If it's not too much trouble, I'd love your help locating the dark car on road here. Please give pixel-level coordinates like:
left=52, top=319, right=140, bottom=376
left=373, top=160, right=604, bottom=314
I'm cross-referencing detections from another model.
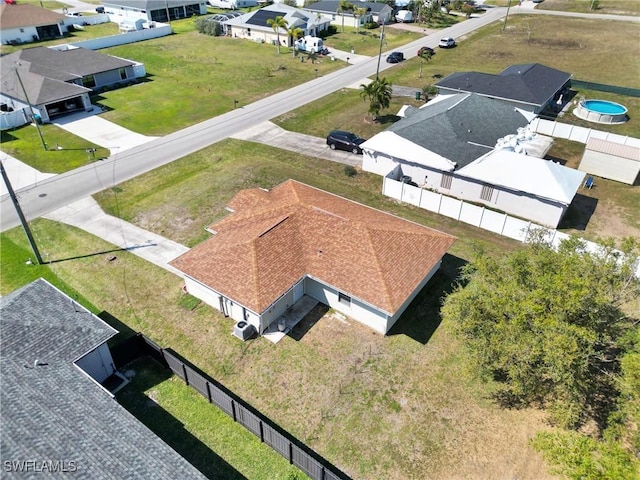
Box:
left=326, top=130, right=366, bottom=154
left=386, top=52, right=404, bottom=63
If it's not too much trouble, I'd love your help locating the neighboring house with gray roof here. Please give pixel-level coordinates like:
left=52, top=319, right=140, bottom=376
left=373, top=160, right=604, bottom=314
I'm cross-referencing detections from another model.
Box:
left=0, top=278, right=208, bottom=479
left=1, top=46, right=144, bottom=125
left=361, top=93, right=584, bottom=227
left=0, top=4, right=69, bottom=45
left=435, top=63, right=572, bottom=115
left=102, top=0, right=207, bottom=22
left=223, top=4, right=331, bottom=47
left=304, top=1, right=393, bottom=27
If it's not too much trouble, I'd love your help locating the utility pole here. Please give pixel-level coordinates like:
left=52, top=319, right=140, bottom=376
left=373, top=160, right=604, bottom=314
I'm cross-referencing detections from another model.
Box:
left=14, top=65, right=47, bottom=151
left=0, top=161, right=44, bottom=265
left=503, top=0, right=512, bottom=31
left=375, top=21, right=385, bottom=80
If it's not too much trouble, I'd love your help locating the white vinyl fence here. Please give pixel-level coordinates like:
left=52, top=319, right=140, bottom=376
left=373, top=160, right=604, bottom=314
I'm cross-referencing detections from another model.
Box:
left=530, top=118, right=640, bottom=148
left=383, top=175, right=640, bottom=276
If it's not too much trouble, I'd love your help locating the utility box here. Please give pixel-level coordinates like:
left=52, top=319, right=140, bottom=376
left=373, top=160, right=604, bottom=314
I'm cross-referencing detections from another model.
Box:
left=233, top=321, right=255, bottom=341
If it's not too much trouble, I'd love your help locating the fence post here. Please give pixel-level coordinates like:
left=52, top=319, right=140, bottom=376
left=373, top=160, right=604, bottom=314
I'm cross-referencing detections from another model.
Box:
left=231, top=399, right=237, bottom=422
left=289, top=442, right=293, bottom=464
left=259, top=420, right=264, bottom=443
left=182, top=363, right=189, bottom=385
left=205, top=381, right=212, bottom=403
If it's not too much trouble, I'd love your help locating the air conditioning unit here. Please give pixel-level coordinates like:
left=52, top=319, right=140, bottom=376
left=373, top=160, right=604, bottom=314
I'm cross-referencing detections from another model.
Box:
left=233, top=321, right=255, bottom=341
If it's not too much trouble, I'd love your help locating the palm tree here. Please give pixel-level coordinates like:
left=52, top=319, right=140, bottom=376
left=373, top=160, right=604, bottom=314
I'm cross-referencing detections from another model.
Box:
left=337, top=0, right=353, bottom=33
left=417, top=47, right=434, bottom=78
left=267, top=16, right=288, bottom=54
left=354, top=7, right=367, bottom=33
left=287, top=26, right=304, bottom=57
left=359, top=78, right=392, bottom=121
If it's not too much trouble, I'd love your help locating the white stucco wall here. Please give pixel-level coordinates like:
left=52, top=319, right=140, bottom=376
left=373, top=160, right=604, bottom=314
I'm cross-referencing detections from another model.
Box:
left=184, top=276, right=260, bottom=330
left=304, top=276, right=392, bottom=334
left=75, top=343, right=115, bottom=383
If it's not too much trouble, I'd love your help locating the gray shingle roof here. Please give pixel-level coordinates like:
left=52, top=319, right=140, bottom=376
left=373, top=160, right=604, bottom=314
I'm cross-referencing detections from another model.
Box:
left=0, top=4, right=67, bottom=30
left=0, top=47, right=134, bottom=105
left=388, top=93, right=530, bottom=168
left=435, top=63, right=571, bottom=107
left=0, top=279, right=207, bottom=480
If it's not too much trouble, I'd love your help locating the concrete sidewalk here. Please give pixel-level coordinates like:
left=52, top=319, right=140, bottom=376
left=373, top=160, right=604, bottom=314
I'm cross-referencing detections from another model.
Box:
left=1, top=153, right=56, bottom=197
left=44, top=197, right=189, bottom=276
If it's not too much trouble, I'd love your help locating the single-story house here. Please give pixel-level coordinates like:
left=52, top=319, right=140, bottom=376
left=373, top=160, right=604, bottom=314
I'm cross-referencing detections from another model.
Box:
left=361, top=93, right=585, bottom=228
left=578, top=137, right=640, bottom=185
left=223, top=4, right=331, bottom=46
left=304, top=0, right=394, bottom=27
left=0, top=279, right=207, bottom=480
left=170, top=180, right=456, bottom=336
left=435, top=63, right=572, bottom=115
left=102, top=0, right=207, bottom=23
left=0, top=46, right=145, bottom=124
left=0, top=3, right=69, bottom=44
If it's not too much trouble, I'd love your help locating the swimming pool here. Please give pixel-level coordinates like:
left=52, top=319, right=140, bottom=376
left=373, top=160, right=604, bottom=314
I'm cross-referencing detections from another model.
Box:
left=573, top=99, right=628, bottom=124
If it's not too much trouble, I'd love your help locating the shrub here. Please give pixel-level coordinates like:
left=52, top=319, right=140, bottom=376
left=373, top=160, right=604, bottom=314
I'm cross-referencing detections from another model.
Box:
left=343, top=165, right=357, bottom=177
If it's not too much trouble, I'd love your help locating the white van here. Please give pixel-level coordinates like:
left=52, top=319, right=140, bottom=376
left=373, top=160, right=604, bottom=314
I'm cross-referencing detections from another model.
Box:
left=395, top=10, right=413, bottom=22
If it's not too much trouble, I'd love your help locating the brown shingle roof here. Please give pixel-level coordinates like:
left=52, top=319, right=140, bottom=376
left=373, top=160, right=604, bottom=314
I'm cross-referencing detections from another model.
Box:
left=0, top=4, right=67, bottom=29
left=171, top=180, right=456, bottom=315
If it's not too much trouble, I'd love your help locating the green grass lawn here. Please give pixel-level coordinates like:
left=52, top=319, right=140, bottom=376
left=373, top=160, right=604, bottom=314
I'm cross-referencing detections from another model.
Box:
left=118, top=357, right=309, bottom=480
left=95, top=20, right=344, bottom=135
left=321, top=26, right=424, bottom=57
left=536, top=0, right=640, bottom=15
left=0, top=124, right=110, bottom=173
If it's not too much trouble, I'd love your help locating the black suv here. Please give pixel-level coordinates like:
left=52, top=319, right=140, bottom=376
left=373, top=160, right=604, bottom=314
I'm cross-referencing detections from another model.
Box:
left=386, top=51, right=404, bottom=63
left=326, top=130, right=366, bottom=154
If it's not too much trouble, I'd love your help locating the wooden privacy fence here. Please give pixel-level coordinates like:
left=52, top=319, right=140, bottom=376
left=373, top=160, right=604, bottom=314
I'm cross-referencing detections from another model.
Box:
left=128, top=334, right=349, bottom=480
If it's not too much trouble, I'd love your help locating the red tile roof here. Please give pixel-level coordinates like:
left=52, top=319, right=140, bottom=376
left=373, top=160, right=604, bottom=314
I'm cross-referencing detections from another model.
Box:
left=170, top=180, right=456, bottom=314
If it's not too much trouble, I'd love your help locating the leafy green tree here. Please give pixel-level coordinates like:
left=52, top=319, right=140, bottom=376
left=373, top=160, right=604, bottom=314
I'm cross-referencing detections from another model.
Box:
left=441, top=235, right=639, bottom=429
left=422, top=84, right=438, bottom=101
left=287, top=26, right=304, bottom=57
left=267, top=16, right=288, bottom=54
left=338, top=0, right=353, bottom=33
left=359, top=77, right=393, bottom=121
left=354, top=6, right=367, bottom=33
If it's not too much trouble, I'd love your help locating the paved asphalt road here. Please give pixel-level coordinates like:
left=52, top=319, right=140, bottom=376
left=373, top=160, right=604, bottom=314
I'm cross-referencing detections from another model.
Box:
left=2, top=6, right=635, bottom=231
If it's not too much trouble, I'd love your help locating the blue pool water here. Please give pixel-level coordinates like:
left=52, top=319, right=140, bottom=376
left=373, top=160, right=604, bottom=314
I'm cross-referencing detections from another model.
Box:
left=583, top=100, right=627, bottom=115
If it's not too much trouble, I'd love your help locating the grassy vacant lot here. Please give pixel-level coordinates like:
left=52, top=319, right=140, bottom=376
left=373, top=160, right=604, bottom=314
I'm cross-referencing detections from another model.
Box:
left=96, top=20, right=343, bottom=135
left=322, top=26, right=424, bottom=57
left=536, top=0, right=640, bottom=15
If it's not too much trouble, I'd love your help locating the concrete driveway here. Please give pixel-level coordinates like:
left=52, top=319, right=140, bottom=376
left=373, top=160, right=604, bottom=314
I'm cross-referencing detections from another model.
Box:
left=231, top=122, right=362, bottom=167
left=52, top=109, right=158, bottom=153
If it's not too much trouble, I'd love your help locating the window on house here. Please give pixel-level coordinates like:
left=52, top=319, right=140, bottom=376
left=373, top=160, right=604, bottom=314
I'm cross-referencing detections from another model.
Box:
left=82, top=75, right=96, bottom=88
left=338, top=292, right=351, bottom=306
left=119, top=67, right=127, bottom=80
left=440, top=173, right=453, bottom=189
left=247, top=28, right=251, bottom=36
left=480, top=184, right=494, bottom=202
